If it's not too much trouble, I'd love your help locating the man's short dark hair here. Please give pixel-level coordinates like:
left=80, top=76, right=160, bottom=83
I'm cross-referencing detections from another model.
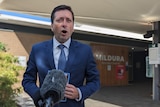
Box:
left=51, top=5, right=74, bottom=23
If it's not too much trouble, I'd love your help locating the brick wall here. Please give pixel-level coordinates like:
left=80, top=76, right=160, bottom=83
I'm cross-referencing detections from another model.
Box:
left=0, top=29, right=52, bottom=60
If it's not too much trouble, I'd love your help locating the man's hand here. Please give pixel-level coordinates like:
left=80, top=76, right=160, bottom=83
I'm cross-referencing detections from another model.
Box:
left=64, top=84, right=79, bottom=99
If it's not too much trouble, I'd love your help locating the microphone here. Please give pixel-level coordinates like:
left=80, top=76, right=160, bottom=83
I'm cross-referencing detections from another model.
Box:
left=40, top=69, right=67, bottom=107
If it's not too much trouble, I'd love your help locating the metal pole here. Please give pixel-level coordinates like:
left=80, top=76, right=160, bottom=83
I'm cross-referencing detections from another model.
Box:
left=152, top=21, right=160, bottom=101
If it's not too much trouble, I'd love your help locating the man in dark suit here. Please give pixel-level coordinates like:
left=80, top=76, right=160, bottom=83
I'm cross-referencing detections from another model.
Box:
left=22, top=5, right=100, bottom=107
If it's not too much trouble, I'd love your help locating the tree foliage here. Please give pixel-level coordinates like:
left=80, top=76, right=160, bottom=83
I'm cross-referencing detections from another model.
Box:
left=0, top=42, right=24, bottom=107
left=0, top=42, right=7, bottom=52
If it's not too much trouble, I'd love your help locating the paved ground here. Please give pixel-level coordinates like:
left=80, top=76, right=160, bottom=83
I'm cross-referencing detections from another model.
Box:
left=16, top=92, right=35, bottom=107
left=16, top=80, right=160, bottom=107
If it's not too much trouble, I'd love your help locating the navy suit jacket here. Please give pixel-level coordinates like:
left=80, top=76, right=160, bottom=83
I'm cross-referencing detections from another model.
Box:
left=22, top=39, right=100, bottom=107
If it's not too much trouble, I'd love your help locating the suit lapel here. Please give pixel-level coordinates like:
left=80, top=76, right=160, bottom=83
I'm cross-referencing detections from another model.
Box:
left=46, top=39, right=55, bottom=69
left=65, top=40, right=77, bottom=71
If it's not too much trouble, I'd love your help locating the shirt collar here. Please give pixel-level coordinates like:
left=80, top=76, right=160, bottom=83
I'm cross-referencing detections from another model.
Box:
left=53, top=36, right=71, bottom=49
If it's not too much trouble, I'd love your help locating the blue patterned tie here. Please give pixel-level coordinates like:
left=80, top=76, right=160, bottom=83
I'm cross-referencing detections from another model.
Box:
left=58, top=44, right=66, bottom=71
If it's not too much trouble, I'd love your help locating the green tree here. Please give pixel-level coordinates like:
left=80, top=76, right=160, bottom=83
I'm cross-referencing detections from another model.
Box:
left=0, top=42, right=24, bottom=107
left=0, top=42, right=7, bottom=52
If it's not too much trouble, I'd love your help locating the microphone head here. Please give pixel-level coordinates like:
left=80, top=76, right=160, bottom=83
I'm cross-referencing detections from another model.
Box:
left=40, top=69, right=67, bottom=103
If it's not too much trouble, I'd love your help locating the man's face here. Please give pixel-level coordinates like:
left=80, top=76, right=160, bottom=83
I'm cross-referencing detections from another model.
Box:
left=51, top=10, right=74, bottom=43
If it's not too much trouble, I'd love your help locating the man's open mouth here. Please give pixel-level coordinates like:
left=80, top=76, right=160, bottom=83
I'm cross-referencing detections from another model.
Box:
left=62, top=30, right=67, bottom=33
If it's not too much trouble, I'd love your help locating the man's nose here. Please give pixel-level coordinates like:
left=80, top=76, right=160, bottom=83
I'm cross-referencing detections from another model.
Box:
left=62, top=20, right=67, bottom=27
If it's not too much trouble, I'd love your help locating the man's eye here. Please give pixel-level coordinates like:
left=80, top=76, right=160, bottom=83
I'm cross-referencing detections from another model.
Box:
left=56, top=19, right=63, bottom=22
left=56, top=18, right=72, bottom=23
left=66, top=18, right=72, bottom=22
left=67, top=19, right=72, bottom=23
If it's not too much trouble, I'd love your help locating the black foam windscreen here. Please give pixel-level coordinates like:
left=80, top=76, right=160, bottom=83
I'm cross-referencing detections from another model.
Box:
left=40, top=69, right=67, bottom=103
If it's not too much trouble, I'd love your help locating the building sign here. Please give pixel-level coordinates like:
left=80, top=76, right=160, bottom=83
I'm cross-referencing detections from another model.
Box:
left=95, top=54, right=125, bottom=62
left=91, top=43, right=128, bottom=86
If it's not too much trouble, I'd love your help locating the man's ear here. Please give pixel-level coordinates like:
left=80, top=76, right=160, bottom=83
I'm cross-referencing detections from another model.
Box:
left=51, top=24, right=54, bottom=32
left=51, top=27, right=54, bottom=32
